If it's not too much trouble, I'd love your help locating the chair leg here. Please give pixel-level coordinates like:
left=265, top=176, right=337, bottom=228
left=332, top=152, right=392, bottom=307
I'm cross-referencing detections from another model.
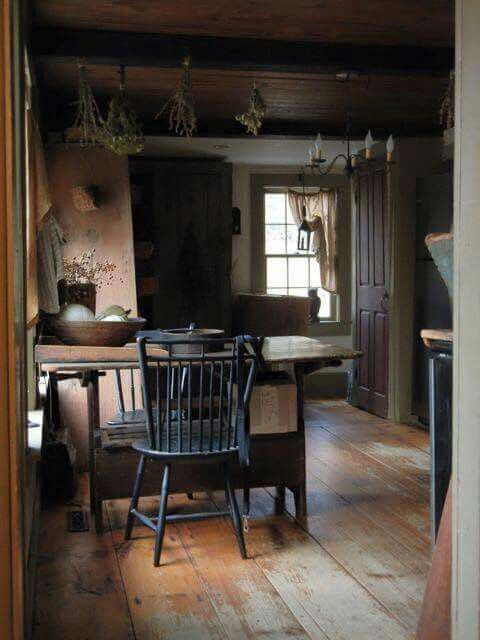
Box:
left=125, top=454, right=147, bottom=540
left=243, top=487, right=250, bottom=517
left=153, top=464, right=170, bottom=567
left=224, top=462, right=247, bottom=559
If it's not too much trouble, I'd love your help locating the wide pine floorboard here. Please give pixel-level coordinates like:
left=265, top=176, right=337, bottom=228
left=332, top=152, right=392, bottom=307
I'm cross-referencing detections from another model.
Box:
left=34, top=402, right=430, bottom=640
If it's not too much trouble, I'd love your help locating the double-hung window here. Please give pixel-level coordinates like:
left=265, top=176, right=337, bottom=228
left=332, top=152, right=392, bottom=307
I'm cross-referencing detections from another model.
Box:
left=264, top=190, right=333, bottom=320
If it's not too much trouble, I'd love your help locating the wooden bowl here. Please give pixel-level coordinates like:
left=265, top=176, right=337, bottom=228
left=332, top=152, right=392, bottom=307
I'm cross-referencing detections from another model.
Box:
left=50, top=317, right=146, bottom=347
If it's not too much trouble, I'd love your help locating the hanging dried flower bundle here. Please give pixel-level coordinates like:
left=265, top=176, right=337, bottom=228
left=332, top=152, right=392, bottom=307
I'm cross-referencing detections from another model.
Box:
left=236, top=83, right=267, bottom=135
left=440, top=70, right=455, bottom=130
left=97, top=66, right=144, bottom=155
left=156, top=55, right=197, bottom=137
left=63, top=250, right=118, bottom=290
left=71, top=64, right=103, bottom=146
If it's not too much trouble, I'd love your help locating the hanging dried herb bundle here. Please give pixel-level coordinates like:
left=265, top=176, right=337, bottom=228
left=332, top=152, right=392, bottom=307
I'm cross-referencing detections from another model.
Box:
left=236, top=83, right=267, bottom=135
left=97, top=66, right=144, bottom=155
left=156, top=55, right=197, bottom=137
left=71, top=64, right=103, bottom=146
left=440, top=70, right=455, bottom=130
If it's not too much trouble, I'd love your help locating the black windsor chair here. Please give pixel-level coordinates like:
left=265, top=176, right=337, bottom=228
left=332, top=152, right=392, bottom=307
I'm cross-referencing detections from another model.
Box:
left=125, top=334, right=260, bottom=566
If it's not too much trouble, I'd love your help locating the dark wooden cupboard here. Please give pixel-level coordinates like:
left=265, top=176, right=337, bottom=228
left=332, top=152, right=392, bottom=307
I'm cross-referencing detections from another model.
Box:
left=130, top=160, right=233, bottom=332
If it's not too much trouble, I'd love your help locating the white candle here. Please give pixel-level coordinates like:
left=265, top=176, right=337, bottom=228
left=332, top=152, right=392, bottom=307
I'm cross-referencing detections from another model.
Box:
left=314, top=133, right=322, bottom=160
left=386, top=134, right=395, bottom=162
left=365, top=130, right=373, bottom=160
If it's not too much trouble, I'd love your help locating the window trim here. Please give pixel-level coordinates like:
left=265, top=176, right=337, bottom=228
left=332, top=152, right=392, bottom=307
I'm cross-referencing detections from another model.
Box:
left=251, top=172, right=351, bottom=336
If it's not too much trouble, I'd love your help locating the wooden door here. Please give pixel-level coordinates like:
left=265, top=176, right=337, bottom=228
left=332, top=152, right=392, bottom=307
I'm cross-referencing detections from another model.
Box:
left=355, top=167, right=390, bottom=418
left=132, top=160, right=232, bottom=332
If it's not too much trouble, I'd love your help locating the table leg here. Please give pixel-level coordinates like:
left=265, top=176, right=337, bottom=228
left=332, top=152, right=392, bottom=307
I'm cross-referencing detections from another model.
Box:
left=83, top=371, right=100, bottom=526
left=274, top=486, right=286, bottom=514
left=293, top=363, right=307, bottom=519
left=292, top=484, right=307, bottom=519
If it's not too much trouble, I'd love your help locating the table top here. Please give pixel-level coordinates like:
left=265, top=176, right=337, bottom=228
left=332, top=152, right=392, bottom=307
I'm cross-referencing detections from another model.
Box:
left=420, top=328, right=453, bottom=351
left=35, top=335, right=362, bottom=372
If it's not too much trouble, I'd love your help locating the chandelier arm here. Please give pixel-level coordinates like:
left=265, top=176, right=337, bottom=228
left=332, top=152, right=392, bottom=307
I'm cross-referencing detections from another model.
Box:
left=318, top=154, right=349, bottom=176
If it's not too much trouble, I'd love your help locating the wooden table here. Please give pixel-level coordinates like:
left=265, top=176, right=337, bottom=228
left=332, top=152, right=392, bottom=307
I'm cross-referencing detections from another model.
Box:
left=35, top=336, right=361, bottom=532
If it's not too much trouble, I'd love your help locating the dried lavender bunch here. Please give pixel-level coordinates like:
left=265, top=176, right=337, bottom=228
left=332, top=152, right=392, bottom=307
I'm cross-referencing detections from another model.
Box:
left=440, top=71, right=455, bottom=130
left=72, top=65, right=103, bottom=147
left=97, top=66, right=144, bottom=155
left=236, top=84, right=267, bottom=135
left=156, top=56, right=197, bottom=137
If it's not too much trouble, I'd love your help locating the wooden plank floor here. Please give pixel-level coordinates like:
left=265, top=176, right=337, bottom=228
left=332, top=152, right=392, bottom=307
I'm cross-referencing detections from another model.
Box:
left=33, top=402, right=430, bottom=640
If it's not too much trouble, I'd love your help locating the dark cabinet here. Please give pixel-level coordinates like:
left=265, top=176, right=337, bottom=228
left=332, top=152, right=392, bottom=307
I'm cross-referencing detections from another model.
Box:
left=413, top=172, right=453, bottom=424
left=130, top=160, right=233, bottom=332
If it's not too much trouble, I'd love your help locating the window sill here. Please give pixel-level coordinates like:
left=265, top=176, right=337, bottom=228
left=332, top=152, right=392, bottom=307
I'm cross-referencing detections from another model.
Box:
left=307, top=321, right=352, bottom=337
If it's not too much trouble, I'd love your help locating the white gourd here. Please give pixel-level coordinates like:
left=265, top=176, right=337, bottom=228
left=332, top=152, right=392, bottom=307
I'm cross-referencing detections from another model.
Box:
left=58, top=304, right=95, bottom=322
left=100, top=314, right=125, bottom=322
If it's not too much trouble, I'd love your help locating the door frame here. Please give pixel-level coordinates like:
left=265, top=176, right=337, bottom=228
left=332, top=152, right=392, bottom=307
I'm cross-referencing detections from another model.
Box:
left=452, top=0, right=480, bottom=636
left=0, top=0, right=27, bottom=638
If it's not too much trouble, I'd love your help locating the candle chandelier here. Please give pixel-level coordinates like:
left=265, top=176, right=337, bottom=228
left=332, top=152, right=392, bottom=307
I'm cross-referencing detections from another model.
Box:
left=305, top=72, right=396, bottom=177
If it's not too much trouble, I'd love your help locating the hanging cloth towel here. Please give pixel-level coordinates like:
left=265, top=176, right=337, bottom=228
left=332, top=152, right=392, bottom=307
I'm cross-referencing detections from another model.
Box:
left=37, top=215, right=66, bottom=315
left=26, top=109, right=53, bottom=325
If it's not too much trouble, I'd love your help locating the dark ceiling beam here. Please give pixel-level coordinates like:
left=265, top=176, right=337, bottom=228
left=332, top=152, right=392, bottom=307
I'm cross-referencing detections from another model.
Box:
left=31, top=28, right=453, bottom=77
left=42, top=93, right=442, bottom=139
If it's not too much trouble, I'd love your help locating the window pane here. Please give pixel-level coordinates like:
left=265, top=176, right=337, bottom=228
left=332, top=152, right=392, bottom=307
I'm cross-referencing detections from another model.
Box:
left=286, top=198, right=296, bottom=225
left=265, top=224, right=286, bottom=255
left=286, top=225, right=300, bottom=255
left=309, top=257, right=321, bottom=287
left=267, top=257, right=287, bottom=288
left=265, top=193, right=285, bottom=223
left=288, top=257, right=309, bottom=287
left=289, top=287, right=308, bottom=297
left=318, top=289, right=332, bottom=318
left=267, top=288, right=288, bottom=295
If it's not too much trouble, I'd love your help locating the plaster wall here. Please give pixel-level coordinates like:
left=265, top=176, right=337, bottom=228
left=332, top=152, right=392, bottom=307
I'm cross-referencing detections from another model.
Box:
left=46, top=145, right=137, bottom=468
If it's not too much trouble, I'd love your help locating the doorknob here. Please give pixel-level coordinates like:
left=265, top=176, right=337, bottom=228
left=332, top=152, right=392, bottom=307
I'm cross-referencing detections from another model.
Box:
left=381, top=292, right=389, bottom=311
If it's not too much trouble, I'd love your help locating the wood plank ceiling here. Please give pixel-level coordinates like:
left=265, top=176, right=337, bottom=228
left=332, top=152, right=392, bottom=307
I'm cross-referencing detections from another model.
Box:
left=31, top=0, right=455, bottom=138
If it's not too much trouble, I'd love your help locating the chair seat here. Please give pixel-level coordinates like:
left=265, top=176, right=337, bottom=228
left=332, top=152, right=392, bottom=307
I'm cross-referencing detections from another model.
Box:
left=101, top=417, right=237, bottom=458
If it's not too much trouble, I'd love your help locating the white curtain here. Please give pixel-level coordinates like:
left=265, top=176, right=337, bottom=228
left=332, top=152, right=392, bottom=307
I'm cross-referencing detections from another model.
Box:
left=287, top=189, right=338, bottom=294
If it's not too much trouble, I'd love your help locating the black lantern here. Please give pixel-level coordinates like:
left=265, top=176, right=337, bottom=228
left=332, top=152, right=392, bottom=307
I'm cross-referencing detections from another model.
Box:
left=297, top=172, right=312, bottom=251
left=297, top=210, right=312, bottom=252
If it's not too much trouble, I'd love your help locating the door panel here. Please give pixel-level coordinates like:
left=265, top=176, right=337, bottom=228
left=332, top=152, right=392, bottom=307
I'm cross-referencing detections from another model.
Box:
left=356, top=168, right=389, bottom=418
left=357, top=309, right=371, bottom=408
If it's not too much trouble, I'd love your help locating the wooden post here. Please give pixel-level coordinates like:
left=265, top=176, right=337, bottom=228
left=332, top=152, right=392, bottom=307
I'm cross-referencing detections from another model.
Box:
left=416, top=485, right=452, bottom=640
left=0, top=0, right=26, bottom=638
left=452, top=0, right=480, bottom=637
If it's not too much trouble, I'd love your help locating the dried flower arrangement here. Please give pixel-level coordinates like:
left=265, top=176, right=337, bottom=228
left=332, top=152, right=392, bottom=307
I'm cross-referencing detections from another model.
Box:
left=70, top=64, right=103, bottom=146
left=236, top=83, right=267, bottom=135
left=440, top=70, right=455, bottom=130
left=156, top=55, right=197, bottom=137
left=63, top=250, right=119, bottom=290
left=97, top=66, right=144, bottom=155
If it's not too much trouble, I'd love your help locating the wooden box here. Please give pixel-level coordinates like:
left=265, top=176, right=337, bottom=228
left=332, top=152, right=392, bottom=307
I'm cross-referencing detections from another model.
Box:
left=232, top=293, right=309, bottom=337
left=235, top=372, right=297, bottom=435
